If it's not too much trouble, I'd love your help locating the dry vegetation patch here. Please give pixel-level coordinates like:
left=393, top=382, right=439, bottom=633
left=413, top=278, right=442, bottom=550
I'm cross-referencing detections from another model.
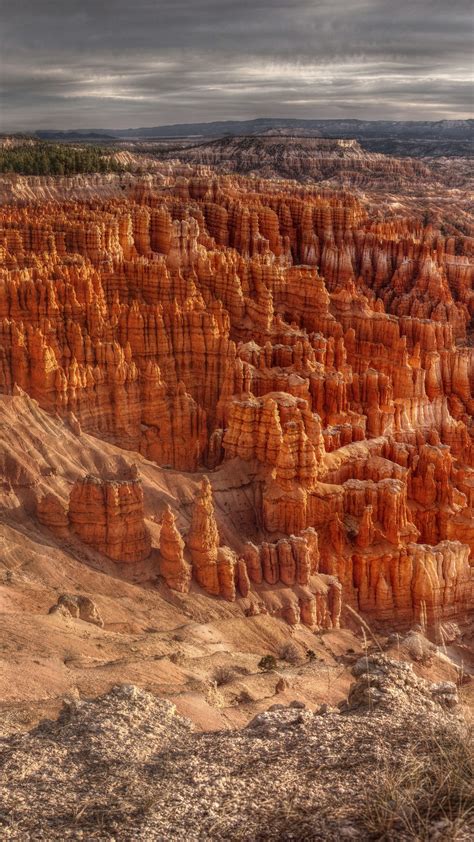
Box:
left=363, top=724, right=473, bottom=840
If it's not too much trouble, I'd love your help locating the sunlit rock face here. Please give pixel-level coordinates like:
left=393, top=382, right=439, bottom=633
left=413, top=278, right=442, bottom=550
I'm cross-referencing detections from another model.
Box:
left=68, top=474, right=152, bottom=563
left=0, top=165, right=472, bottom=627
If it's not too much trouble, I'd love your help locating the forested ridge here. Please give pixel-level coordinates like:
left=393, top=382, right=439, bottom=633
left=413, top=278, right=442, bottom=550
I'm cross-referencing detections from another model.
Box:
left=0, top=143, right=125, bottom=175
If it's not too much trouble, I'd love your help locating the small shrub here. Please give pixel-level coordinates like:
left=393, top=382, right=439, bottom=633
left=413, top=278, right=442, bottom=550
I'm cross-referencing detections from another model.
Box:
left=212, top=666, right=235, bottom=686
left=185, top=677, right=207, bottom=692
left=233, top=665, right=251, bottom=676
left=306, top=649, right=317, bottom=661
left=169, top=652, right=184, bottom=665
left=237, top=688, right=254, bottom=704
left=258, top=655, right=277, bottom=672
left=278, top=642, right=300, bottom=664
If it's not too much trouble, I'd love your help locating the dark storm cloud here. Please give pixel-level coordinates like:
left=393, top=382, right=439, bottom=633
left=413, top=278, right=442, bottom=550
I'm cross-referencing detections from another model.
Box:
left=0, top=0, right=472, bottom=129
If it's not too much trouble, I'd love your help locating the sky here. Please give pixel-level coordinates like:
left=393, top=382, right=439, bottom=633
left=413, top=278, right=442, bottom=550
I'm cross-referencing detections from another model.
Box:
left=1, top=0, right=473, bottom=130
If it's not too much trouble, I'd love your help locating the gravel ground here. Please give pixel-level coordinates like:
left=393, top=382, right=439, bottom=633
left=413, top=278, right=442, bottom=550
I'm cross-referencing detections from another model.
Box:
left=1, top=656, right=471, bottom=841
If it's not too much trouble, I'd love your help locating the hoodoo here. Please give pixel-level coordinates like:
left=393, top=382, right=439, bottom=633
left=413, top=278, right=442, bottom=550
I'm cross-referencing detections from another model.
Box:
left=68, top=474, right=152, bottom=563
left=1, top=163, right=472, bottom=627
left=159, top=505, right=191, bottom=593
left=1, top=0, right=473, bottom=836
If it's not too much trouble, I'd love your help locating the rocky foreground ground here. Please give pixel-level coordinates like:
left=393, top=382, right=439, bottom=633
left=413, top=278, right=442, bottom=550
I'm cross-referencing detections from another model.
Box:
left=1, top=655, right=472, bottom=841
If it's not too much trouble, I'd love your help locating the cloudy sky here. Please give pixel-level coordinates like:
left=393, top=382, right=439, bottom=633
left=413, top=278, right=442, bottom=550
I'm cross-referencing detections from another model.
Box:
left=1, top=0, right=472, bottom=130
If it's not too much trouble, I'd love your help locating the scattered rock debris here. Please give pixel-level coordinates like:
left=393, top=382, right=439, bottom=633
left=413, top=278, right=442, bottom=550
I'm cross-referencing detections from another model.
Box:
left=1, top=656, right=470, bottom=840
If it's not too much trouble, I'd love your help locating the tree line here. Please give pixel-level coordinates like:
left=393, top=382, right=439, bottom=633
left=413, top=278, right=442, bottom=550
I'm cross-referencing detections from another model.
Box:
left=0, top=144, right=126, bottom=175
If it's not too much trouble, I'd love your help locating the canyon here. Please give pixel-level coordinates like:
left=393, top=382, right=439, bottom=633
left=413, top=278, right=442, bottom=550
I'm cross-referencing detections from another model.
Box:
left=2, top=0, right=474, bottom=827
left=0, top=141, right=472, bottom=736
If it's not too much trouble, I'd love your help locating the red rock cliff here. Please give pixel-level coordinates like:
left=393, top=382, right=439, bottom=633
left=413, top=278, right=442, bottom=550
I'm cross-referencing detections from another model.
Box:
left=2, top=166, right=472, bottom=628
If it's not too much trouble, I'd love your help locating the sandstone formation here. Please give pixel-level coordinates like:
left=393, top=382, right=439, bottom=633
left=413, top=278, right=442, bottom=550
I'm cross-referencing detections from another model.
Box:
left=68, top=475, right=151, bottom=563
left=243, top=529, right=319, bottom=588
left=186, top=477, right=220, bottom=595
left=1, top=162, right=472, bottom=629
left=237, top=529, right=340, bottom=629
left=158, top=505, right=191, bottom=593
left=36, top=493, right=70, bottom=538
left=186, top=477, right=239, bottom=602
left=156, top=135, right=474, bottom=239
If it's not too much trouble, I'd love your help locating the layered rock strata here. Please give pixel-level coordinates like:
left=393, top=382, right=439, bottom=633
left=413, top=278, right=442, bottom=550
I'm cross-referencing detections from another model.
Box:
left=159, top=505, right=191, bottom=592
left=2, top=165, right=472, bottom=628
left=242, top=531, right=340, bottom=629
left=68, top=475, right=152, bottom=563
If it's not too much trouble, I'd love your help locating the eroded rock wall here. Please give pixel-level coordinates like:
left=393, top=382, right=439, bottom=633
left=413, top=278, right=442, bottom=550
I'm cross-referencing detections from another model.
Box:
left=3, top=167, right=472, bottom=627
